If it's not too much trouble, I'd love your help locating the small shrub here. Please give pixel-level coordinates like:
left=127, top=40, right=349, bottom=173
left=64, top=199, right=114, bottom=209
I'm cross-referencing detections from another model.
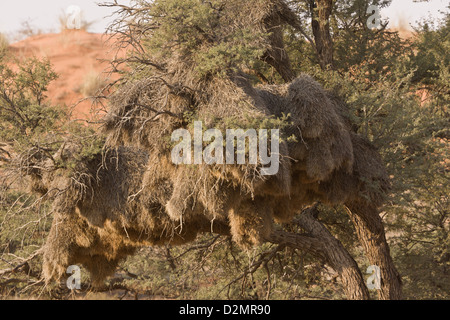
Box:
left=0, top=33, right=8, bottom=57
left=79, top=71, right=108, bottom=98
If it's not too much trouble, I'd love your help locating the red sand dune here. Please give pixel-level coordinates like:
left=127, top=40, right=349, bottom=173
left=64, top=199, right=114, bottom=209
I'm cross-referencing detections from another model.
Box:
left=7, top=27, right=415, bottom=119
left=9, top=30, right=125, bottom=119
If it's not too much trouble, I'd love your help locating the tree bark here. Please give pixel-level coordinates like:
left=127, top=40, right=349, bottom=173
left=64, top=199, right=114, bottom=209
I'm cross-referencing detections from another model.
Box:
left=268, top=207, right=371, bottom=300
left=309, top=0, right=334, bottom=69
left=260, top=0, right=335, bottom=79
left=345, top=204, right=403, bottom=300
left=262, top=13, right=296, bottom=82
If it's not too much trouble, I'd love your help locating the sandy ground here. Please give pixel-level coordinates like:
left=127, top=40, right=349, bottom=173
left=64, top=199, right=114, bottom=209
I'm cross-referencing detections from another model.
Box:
left=9, top=29, right=124, bottom=119
left=6, top=27, right=417, bottom=118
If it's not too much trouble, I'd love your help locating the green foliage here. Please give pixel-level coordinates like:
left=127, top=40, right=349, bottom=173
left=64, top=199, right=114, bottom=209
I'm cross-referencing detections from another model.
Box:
left=123, top=4, right=450, bottom=298
left=0, top=57, right=63, bottom=154
left=0, top=55, right=105, bottom=298
left=119, top=234, right=346, bottom=300
left=408, top=13, right=450, bottom=109
left=0, top=191, right=52, bottom=257
left=0, top=0, right=448, bottom=300
left=194, top=28, right=266, bottom=76
left=305, top=12, right=449, bottom=298
left=0, top=55, right=105, bottom=171
left=0, top=56, right=62, bottom=269
left=58, top=125, right=106, bottom=172
left=280, top=0, right=396, bottom=76
left=134, top=0, right=266, bottom=78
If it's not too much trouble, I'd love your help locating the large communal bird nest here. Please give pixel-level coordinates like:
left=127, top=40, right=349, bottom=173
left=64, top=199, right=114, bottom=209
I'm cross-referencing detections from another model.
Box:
left=31, top=0, right=391, bottom=288
left=102, top=68, right=388, bottom=244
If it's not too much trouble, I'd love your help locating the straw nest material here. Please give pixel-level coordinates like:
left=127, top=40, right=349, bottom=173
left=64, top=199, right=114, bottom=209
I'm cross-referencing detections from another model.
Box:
left=32, top=0, right=390, bottom=285
left=34, top=71, right=389, bottom=286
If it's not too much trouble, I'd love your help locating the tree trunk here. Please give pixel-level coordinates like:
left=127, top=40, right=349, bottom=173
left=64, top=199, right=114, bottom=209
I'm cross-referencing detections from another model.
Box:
left=268, top=207, right=371, bottom=300
left=345, top=204, right=403, bottom=300
left=309, top=0, right=334, bottom=69
left=262, top=12, right=296, bottom=82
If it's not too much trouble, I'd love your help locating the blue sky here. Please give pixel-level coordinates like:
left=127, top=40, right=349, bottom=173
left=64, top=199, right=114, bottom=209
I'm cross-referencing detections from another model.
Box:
left=0, top=0, right=448, bottom=40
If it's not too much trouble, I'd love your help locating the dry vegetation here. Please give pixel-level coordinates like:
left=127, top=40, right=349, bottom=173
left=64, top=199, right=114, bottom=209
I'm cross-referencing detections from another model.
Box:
left=79, top=70, right=109, bottom=98
left=0, top=0, right=448, bottom=300
left=0, top=34, right=8, bottom=56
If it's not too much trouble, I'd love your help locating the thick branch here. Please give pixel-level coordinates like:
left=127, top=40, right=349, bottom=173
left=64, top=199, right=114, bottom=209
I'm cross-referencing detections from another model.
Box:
left=0, top=249, right=42, bottom=277
left=344, top=204, right=402, bottom=300
left=309, top=0, right=334, bottom=69
left=267, top=206, right=370, bottom=300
